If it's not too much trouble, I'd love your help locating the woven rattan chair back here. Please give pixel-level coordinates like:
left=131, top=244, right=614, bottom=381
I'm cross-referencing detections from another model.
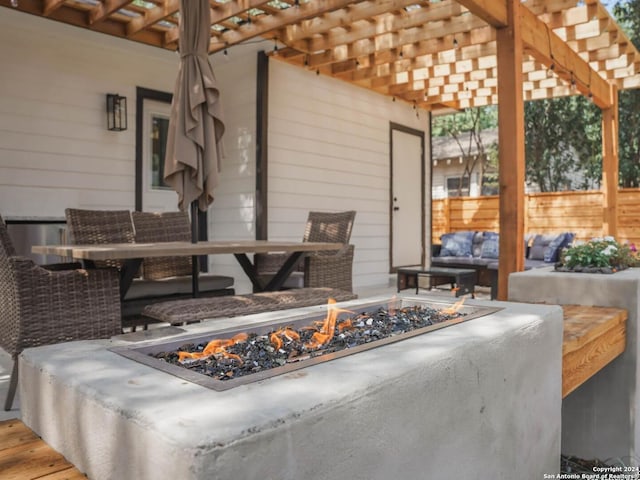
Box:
left=254, top=211, right=356, bottom=292
left=0, top=214, right=20, bottom=357
left=65, top=208, right=134, bottom=270
left=131, top=211, right=192, bottom=280
left=303, top=211, right=356, bottom=244
left=0, top=214, right=16, bottom=257
left=0, top=214, right=121, bottom=410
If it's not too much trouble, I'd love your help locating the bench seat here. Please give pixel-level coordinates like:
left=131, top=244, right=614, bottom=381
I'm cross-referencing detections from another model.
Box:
left=121, top=274, right=235, bottom=318
left=142, top=287, right=357, bottom=325
left=124, top=274, right=234, bottom=300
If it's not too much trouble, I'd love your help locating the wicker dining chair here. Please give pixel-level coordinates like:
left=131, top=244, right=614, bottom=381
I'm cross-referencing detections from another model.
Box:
left=0, top=214, right=121, bottom=411
left=254, top=210, right=356, bottom=292
left=130, top=211, right=193, bottom=280
left=65, top=208, right=135, bottom=271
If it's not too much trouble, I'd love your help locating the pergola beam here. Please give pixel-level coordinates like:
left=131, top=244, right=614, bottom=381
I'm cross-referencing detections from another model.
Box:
left=280, top=0, right=439, bottom=45
left=204, top=0, right=359, bottom=54
left=88, top=0, right=133, bottom=25
left=496, top=0, right=525, bottom=301
left=289, top=1, right=478, bottom=54
left=602, top=84, right=619, bottom=238
left=520, top=5, right=611, bottom=108
left=126, top=0, right=179, bottom=36
left=164, top=0, right=274, bottom=45
left=456, top=0, right=508, bottom=27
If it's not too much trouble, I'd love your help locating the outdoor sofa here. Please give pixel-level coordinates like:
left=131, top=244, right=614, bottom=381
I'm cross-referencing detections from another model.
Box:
left=431, top=230, right=575, bottom=298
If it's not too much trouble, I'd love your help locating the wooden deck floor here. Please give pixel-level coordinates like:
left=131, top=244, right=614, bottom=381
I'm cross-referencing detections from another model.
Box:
left=0, top=419, right=85, bottom=480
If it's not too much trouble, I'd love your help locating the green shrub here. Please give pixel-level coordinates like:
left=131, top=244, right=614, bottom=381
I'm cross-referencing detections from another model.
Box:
left=559, top=237, right=637, bottom=271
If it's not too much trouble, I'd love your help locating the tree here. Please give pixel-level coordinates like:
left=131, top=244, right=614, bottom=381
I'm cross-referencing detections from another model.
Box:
left=524, top=96, right=602, bottom=192
left=614, top=0, right=640, bottom=187
left=431, top=107, right=498, bottom=196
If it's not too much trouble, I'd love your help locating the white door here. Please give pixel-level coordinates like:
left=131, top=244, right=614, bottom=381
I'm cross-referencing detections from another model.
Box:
left=142, top=99, right=179, bottom=211
left=391, top=125, right=424, bottom=269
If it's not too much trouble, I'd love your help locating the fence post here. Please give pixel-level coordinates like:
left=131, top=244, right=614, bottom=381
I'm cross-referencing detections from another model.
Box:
left=443, top=197, right=450, bottom=234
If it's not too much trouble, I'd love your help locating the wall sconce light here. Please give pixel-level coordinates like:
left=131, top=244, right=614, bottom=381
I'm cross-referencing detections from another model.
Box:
left=106, top=93, right=127, bottom=131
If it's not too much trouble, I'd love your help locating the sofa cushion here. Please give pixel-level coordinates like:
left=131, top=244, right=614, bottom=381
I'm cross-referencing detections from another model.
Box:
left=480, top=232, right=499, bottom=259
left=472, top=231, right=485, bottom=258
left=529, top=235, right=555, bottom=261
left=543, top=233, right=569, bottom=263
left=528, top=232, right=575, bottom=263
left=439, top=231, right=475, bottom=257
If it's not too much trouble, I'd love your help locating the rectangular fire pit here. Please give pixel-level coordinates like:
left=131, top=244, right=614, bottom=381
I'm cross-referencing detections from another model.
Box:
left=110, top=298, right=502, bottom=391
left=20, top=295, right=564, bottom=480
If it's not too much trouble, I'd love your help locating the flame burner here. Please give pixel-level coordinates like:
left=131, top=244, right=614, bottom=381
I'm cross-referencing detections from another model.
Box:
left=111, top=298, right=501, bottom=390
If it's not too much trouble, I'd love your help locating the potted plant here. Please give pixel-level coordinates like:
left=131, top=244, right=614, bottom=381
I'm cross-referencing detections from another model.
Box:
left=555, top=236, right=639, bottom=273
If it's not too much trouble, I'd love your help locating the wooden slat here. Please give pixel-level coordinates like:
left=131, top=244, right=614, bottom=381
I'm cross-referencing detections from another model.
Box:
left=0, top=419, right=84, bottom=480
left=562, top=305, right=627, bottom=398
left=0, top=419, right=39, bottom=450
left=431, top=188, right=640, bottom=245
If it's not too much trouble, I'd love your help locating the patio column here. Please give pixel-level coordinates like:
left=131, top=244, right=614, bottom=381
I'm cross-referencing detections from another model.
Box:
left=602, top=84, right=619, bottom=239
left=496, top=0, right=525, bottom=301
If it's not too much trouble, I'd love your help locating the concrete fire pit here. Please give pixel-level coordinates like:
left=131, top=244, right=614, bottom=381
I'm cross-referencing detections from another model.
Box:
left=20, top=295, right=563, bottom=480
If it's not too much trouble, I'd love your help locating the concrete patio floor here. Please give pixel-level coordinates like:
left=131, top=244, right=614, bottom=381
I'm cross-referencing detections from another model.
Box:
left=0, top=277, right=491, bottom=422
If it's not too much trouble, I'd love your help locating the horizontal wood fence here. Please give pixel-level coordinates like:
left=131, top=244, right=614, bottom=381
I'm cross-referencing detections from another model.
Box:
left=432, top=189, right=640, bottom=246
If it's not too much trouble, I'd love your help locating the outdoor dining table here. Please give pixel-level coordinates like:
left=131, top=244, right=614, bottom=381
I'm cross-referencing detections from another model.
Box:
left=32, top=240, right=343, bottom=299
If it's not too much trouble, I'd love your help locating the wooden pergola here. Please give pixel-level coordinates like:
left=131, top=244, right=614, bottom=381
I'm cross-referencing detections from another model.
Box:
left=4, top=0, right=640, bottom=299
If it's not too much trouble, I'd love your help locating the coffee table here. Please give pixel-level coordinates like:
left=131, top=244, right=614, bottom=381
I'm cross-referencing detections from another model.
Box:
left=396, top=266, right=476, bottom=297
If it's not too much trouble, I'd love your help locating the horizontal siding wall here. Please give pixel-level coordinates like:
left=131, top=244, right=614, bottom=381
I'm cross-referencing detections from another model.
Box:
left=0, top=11, right=261, bottom=292
left=0, top=9, right=177, bottom=216
left=268, top=60, right=430, bottom=288
left=432, top=189, right=640, bottom=246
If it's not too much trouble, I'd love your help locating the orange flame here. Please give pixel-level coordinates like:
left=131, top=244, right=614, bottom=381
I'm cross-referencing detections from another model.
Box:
left=337, top=319, right=353, bottom=333
left=269, top=327, right=301, bottom=350
left=441, top=297, right=466, bottom=315
left=270, top=332, right=283, bottom=351
left=178, top=332, right=248, bottom=363
left=304, top=299, right=354, bottom=350
left=387, top=295, right=400, bottom=315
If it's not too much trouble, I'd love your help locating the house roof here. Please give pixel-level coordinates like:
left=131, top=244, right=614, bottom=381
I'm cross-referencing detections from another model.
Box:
left=432, top=128, right=498, bottom=160
left=3, top=0, right=640, bottom=111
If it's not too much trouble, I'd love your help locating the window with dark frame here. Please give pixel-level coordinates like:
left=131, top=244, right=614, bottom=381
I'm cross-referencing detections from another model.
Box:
left=446, top=176, right=469, bottom=197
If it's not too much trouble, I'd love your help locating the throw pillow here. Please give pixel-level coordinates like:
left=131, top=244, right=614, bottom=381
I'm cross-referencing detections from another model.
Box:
left=480, top=232, right=499, bottom=259
left=439, top=231, right=475, bottom=257
left=472, top=231, right=485, bottom=257
left=543, top=233, right=568, bottom=263
left=529, top=235, right=550, bottom=260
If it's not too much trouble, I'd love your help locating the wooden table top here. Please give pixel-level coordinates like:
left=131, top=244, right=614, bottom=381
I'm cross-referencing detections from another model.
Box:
left=562, top=304, right=627, bottom=355
left=32, top=240, right=344, bottom=261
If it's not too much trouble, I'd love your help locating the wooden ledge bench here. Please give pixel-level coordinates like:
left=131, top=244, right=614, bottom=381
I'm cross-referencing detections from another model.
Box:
left=562, top=304, right=627, bottom=398
left=142, top=287, right=358, bottom=325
